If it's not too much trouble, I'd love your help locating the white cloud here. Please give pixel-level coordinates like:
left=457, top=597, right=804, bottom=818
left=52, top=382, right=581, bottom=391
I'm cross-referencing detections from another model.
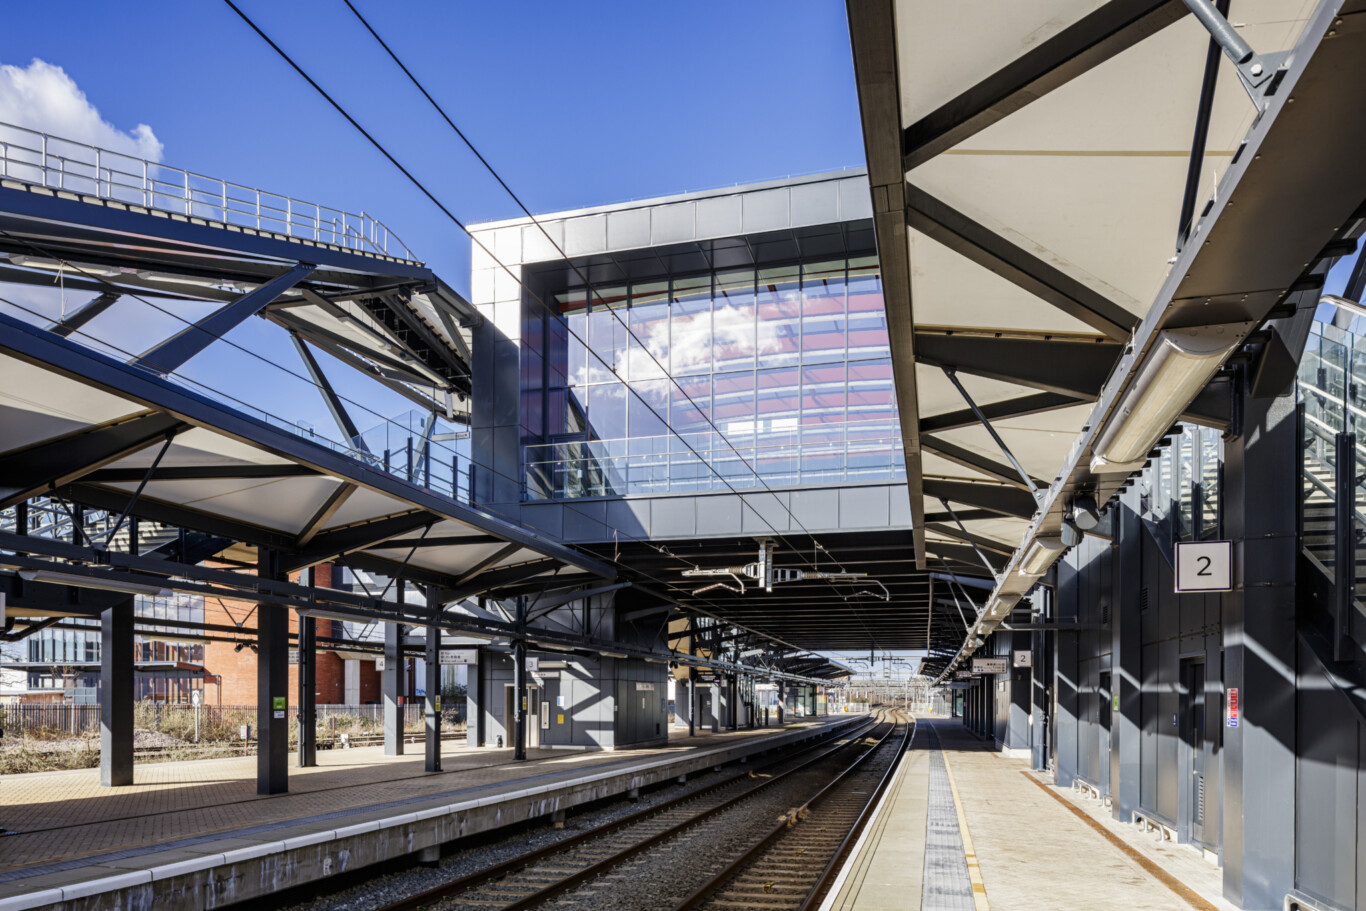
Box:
left=0, top=58, right=162, bottom=161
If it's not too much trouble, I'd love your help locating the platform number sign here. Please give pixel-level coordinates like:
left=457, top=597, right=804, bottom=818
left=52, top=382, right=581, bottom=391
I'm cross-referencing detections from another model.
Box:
left=1175, top=540, right=1233, bottom=593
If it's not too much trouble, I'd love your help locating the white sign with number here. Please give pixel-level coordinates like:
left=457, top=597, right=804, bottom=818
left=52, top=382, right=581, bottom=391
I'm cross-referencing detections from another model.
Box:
left=1013, top=650, right=1032, bottom=668
left=1175, top=540, right=1233, bottom=592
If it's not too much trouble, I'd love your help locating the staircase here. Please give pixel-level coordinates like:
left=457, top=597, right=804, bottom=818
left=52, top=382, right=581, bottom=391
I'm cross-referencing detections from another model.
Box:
left=1301, top=454, right=1366, bottom=600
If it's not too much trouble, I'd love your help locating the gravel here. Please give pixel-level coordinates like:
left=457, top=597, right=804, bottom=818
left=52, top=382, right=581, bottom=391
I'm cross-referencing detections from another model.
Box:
left=279, top=764, right=736, bottom=911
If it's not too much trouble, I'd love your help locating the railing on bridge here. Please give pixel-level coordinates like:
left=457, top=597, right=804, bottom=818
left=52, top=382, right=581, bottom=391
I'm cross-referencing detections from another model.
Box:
left=0, top=121, right=415, bottom=261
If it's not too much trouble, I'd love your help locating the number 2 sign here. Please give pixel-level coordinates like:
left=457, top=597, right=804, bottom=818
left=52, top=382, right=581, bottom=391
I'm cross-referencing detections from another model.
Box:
left=1175, top=541, right=1233, bottom=593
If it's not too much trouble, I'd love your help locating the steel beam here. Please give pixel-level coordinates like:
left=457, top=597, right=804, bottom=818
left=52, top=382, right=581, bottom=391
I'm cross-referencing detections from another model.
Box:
left=137, top=263, right=315, bottom=374
left=0, top=413, right=186, bottom=510
left=915, top=333, right=1119, bottom=399
left=83, top=464, right=318, bottom=482
left=923, top=478, right=1038, bottom=519
left=425, top=585, right=442, bottom=772
left=921, top=435, right=1042, bottom=489
left=442, top=559, right=560, bottom=603
left=923, top=522, right=1015, bottom=556
left=99, top=597, right=134, bottom=787
left=291, top=333, right=370, bottom=453
left=900, top=0, right=1187, bottom=171
left=920, top=392, right=1082, bottom=435
left=907, top=187, right=1138, bottom=341
left=51, top=291, right=121, bottom=338
left=295, top=483, right=357, bottom=548
left=384, top=612, right=404, bottom=756
left=283, top=511, right=435, bottom=572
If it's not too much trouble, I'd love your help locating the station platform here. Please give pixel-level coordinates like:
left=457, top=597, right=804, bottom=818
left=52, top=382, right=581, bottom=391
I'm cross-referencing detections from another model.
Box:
left=821, top=718, right=1238, bottom=911
left=0, top=714, right=859, bottom=911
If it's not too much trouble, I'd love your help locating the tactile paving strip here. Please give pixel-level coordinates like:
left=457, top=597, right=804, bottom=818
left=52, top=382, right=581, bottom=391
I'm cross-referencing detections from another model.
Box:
left=922, top=727, right=975, bottom=911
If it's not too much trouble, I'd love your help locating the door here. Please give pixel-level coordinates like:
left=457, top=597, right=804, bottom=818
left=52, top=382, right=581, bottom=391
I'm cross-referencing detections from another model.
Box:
left=1182, top=659, right=1208, bottom=845
left=503, top=684, right=541, bottom=749
left=1189, top=661, right=1206, bottom=845
left=1098, top=672, right=1112, bottom=795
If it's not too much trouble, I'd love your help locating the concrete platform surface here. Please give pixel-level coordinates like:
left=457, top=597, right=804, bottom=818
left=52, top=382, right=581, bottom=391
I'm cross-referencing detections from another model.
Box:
left=0, top=714, right=859, bottom=911
left=822, top=718, right=1239, bottom=911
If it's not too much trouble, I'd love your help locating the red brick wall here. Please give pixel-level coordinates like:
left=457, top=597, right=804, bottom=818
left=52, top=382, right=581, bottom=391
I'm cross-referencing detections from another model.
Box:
left=199, top=563, right=357, bottom=706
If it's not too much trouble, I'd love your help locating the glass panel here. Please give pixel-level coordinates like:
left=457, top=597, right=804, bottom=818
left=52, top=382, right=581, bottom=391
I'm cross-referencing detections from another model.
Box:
left=801, top=260, right=845, bottom=364
left=1200, top=426, right=1221, bottom=539
left=713, top=269, right=756, bottom=373
left=670, top=275, right=712, bottom=376
left=756, top=266, right=800, bottom=368
left=628, top=280, right=669, bottom=381
left=847, top=257, right=887, bottom=357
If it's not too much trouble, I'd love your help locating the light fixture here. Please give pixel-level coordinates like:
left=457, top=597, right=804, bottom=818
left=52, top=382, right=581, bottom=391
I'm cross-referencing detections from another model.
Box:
left=19, top=569, right=171, bottom=597
left=1069, top=494, right=1101, bottom=531
left=1090, top=324, right=1248, bottom=474
left=601, top=651, right=628, bottom=659
left=1018, top=537, right=1065, bottom=577
left=8, top=255, right=121, bottom=278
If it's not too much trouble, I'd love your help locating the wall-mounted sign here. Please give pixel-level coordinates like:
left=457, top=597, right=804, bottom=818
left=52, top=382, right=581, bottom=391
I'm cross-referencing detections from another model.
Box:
left=439, top=648, right=478, bottom=666
left=1175, top=540, right=1233, bottom=592
left=272, top=695, right=286, bottom=720
left=288, top=648, right=299, bottom=665
left=1227, top=687, right=1239, bottom=728
left=635, top=682, right=655, bottom=691
left=1012, top=650, right=1032, bottom=668
left=376, top=656, right=385, bottom=672
left=526, top=657, right=540, bottom=673
left=972, top=657, right=1009, bottom=675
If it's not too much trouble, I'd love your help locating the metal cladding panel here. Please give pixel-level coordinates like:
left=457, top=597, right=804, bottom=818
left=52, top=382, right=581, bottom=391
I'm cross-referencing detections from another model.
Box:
left=521, top=220, right=564, bottom=264
left=741, top=188, right=790, bottom=234
left=564, top=214, right=608, bottom=257
left=791, top=487, right=839, bottom=530
left=740, top=491, right=792, bottom=535
left=696, top=495, right=743, bottom=536
left=839, top=177, right=874, bottom=220
left=561, top=499, right=608, bottom=542
left=651, top=497, right=696, bottom=538
left=606, top=497, right=651, bottom=540
left=790, top=180, right=841, bottom=227
left=651, top=202, right=696, bottom=246
left=607, top=207, right=650, bottom=251
left=696, top=194, right=743, bottom=239
left=522, top=502, right=564, bottom=541
left=839, top=485, right=892, bottom=530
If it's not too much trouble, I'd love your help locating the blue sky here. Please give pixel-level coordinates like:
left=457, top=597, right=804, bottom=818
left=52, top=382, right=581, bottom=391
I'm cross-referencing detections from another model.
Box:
left=0, top=0, right=865, bottom=290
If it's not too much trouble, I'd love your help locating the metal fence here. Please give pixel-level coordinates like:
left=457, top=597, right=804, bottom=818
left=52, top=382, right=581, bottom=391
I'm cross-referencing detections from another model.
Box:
left=1, top=702, right=462, bottom=740
left=0, top=120, right=415, bottom=260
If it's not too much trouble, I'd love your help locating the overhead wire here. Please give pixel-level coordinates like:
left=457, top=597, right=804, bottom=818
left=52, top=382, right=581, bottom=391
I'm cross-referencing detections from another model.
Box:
left=221, top=0, right=885, bottom=643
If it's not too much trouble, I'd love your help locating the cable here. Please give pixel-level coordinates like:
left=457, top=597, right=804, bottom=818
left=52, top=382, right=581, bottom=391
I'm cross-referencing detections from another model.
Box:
left=0, top=289, right=834, bottom=660
left=225, top=0, right=882, bottom=640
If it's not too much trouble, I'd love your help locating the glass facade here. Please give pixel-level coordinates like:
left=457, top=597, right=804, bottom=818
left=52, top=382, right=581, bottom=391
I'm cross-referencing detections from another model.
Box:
left=521, top=255, right=903, bottom=499
left=1140, top=422, right=1222, bottom=543
left=21, top=593, right=206, bottom=702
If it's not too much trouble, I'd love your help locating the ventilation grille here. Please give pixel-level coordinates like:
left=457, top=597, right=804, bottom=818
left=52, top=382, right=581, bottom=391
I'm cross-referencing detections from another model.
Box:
left=1139, top=587, right=1149, bottom=612
left=1102, top=602, right=1112, bottom=625
left=1196, top=775, right=1205, bottom=825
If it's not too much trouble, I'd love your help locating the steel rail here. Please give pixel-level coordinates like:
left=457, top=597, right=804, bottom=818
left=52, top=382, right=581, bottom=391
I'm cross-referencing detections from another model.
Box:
left=372, top=715, right=876, bottom=911
left=670, top=711, right=910, bottom=911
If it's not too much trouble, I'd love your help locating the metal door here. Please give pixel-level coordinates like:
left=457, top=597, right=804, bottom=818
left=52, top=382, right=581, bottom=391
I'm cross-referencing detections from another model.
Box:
left=1098, top=671, right=1112, bottom=795
left=1184, top=660, right=1208, bottom=845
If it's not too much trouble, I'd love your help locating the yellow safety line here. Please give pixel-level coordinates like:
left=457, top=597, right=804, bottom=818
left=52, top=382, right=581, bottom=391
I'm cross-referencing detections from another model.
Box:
left=940, top=748, right=990, bottom=911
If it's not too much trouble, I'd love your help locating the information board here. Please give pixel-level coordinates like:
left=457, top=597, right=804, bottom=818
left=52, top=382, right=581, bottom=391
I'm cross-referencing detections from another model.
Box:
left=972, top=657, right=1009, bottom=675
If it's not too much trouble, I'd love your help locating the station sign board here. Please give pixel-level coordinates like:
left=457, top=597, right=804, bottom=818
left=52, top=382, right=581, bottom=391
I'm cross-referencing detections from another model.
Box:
left=972, top=657, right=1009, bottom=675
left=439, top=648, right=478, bottom=666
left=955, top=670, right=975, bottom=679
left=1175, top=540, right=1233, bottom=592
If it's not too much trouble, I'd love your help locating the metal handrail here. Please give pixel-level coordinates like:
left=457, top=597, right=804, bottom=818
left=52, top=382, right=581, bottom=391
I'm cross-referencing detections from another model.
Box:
left=0, top=120, right=415, bottom=261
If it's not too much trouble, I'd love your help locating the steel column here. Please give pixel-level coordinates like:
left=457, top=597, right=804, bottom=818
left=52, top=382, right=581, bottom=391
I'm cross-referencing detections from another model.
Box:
left=384, top=611, right=404, bottom=756
left=99, top=597, right=134, bottom=787
left=257, top=548, right=289, bottom=795
left=513, top=638, right=527, bottom=761
left=297, top=607, right=317, bottom=769
left=1335, top=432, right=1356, bottom=661
left=425, top=586, right=442, bottom=772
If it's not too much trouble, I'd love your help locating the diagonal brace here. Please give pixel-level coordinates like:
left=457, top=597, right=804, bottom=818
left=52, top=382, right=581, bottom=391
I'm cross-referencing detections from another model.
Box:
left=941, top=367, right=1042, bottom=502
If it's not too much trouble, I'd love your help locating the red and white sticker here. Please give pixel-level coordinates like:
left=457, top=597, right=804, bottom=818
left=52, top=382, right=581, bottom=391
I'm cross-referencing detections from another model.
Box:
left=1227, top=687, right=1239, bottom=728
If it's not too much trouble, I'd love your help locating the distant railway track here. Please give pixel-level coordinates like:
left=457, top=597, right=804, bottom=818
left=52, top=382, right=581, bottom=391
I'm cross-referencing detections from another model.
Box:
left=369, top=712, right=902, bottom=911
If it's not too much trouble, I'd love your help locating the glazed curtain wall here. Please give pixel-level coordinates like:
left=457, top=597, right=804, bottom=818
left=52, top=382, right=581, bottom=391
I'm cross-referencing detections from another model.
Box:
left=520, top=256, right=904, bottom=499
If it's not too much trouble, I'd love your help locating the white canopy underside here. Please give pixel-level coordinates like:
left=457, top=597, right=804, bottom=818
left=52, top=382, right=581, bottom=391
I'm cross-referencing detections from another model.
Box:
left=898, top=0, right=1314, bottom=557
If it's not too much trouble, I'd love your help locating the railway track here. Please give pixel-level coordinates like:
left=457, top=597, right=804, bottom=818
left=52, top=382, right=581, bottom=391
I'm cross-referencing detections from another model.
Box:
left=673, top=712, right=911, bottom=910
left=372, top=712, right=902, bottom=911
